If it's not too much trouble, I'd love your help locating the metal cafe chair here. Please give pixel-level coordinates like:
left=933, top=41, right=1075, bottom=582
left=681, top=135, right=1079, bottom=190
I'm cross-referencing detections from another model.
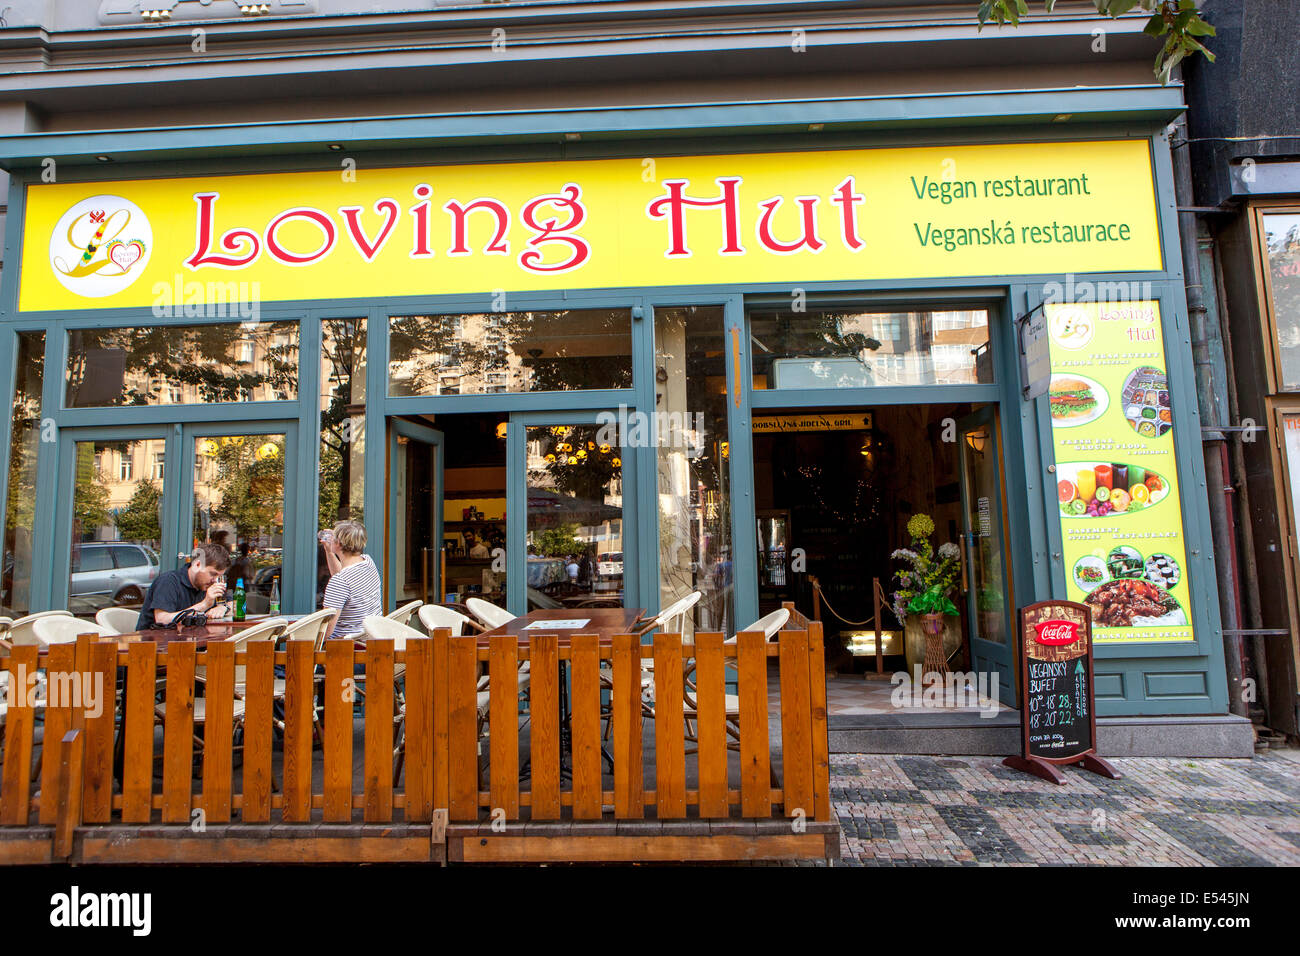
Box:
left=463, top=598, right=531, bottom=698
left=175, top=616, right=290, bottom=756
left=682, top=607, right=791, bottom=753
left=96, top=606, right=142, bottom=635
left=601, top=591, right=702, bottom=740
left=385, top=600, right=422, bottom=627
left=6, top=610, right=74, bottom=647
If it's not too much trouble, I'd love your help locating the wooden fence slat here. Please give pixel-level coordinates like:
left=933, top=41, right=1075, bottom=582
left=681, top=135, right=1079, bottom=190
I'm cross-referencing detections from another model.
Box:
left=0, top=646, right=38, bottom=825
left=488, top=635, right=520, bottom=818
left=693, top=633, right=729, bottom=818
left=654, top=633, right=686, bottom=819
left=404, top=636, right=434, bottom=822
left=323, top=638, right=354, bottom=822
left=200, top=640, right=235, bottom=824
left=161, top=641, right=196, bottom=824
left=363, top=638, right=394, bottom=823
left=121, top=642, right=157, bottom=824
left=39, top=642, right=76, bottom=825
left=528, top=633, right=560, bottom=820
left=431, top=629, right=450, bottom=813
left=82, top=640, right=119, bottom=824
left=612, top=633, right=643, bottom=819
left=807, top=621, right=831, bottom=822
left=568, top=634, right=602, bottom=820
left=283, top=639, right=315, bottom=823
left=241, top=641, right=275, bottom=823
left=446, top=637, right=479, bottom=821
left=737, top=631, right=771, bottom=817
left=778, top=629, right=813, bottom=818
left=53, top=729, right=84, bottom=860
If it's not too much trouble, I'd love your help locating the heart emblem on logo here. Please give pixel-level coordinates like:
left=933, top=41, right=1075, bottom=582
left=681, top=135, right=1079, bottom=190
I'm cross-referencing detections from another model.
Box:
left=107, top=239, right=145, bottom=272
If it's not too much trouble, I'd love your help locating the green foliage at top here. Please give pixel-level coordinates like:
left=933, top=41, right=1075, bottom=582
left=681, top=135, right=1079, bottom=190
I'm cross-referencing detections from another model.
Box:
left=976, top=0, right=1215, bottom=85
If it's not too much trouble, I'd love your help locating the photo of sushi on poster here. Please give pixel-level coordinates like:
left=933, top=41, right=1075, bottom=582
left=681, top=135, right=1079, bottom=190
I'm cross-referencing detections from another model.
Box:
left=1045, top=301, right=1195, bottom=643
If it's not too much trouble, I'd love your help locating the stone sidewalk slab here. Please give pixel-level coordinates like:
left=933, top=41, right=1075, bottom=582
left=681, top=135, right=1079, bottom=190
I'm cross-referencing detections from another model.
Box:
left=822, top=751, right=1300, bottom=866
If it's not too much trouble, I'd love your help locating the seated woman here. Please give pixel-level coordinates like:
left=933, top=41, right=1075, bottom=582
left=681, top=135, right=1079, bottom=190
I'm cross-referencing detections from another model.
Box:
left=321, top=520, right=382, bottom=641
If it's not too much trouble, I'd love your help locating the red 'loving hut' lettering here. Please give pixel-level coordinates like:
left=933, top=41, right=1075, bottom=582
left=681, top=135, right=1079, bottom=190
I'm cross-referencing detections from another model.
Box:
left=1034, top=620, right=1081, bottom=646
left=646, top=176, right=867, bottom=257
left=185, top=187, right=590, bottom=272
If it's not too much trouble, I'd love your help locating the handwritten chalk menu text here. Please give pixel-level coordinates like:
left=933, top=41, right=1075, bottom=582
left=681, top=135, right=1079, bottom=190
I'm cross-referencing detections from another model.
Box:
left=1004, top=600, right=1121, bottom=785
left=1027, top=647, right=1091, bottom=758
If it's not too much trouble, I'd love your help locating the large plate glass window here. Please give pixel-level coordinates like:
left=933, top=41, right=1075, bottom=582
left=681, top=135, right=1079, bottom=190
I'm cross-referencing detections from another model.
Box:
left=65, top=321, right=299, bottom=407
left=1261, top=211, right=1300, bottom=390
left=749, top=307, right=992, bottom=389
left=654, top=306, right=733, bottom=635
left=191, top=432, right=287, bottom=613
left=319, top=317, right=367, bottom=607
left=3, top=331, right=44, bottom=616
left=388, top=309, right=633, bottom=396
left=68, top=437, right=166, bottom=619
left=525, top=424, right=624, bottom=608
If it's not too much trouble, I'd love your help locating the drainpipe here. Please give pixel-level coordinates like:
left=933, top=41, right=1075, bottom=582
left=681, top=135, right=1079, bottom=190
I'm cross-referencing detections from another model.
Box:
left=1169, top=116, right=1248, bottom=718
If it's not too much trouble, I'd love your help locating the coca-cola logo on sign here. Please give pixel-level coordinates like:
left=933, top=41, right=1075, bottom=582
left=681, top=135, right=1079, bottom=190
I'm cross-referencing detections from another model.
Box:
left=1034, top=619, right=1080, bottom=646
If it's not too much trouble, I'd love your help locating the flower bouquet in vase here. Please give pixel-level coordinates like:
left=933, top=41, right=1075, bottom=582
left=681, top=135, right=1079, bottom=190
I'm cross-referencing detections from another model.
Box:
left=891, top=514, right=962, bottom=672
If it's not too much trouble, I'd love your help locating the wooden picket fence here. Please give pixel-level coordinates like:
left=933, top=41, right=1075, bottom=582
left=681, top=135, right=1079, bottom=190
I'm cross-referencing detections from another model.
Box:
left=0, top=619, right=835, bottom=864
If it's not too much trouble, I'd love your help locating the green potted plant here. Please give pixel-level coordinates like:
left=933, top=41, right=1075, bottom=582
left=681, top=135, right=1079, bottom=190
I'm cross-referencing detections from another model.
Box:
left=906, top=583, right=960, bottom=636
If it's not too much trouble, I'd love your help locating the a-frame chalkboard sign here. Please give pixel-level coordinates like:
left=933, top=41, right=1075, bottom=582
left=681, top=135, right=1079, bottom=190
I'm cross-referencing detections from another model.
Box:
left=1003, top=600, right=1121, bottom=785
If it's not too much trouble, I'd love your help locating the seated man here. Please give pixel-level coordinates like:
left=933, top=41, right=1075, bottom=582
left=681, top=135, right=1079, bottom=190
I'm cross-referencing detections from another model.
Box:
left=136, top=542, right=234, bottom=629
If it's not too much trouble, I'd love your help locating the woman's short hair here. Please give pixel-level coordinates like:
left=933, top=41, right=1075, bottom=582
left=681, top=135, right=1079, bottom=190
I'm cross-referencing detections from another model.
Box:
left=332, top=520, right=367, bottom=555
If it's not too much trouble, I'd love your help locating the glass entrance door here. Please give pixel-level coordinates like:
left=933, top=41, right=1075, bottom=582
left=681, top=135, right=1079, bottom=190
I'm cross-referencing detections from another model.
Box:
left=957, top=405, right=1015, bottom=701
left=183, top=424, right=294, bottom=616
left=54, top=428, right=175, bottom=620
left=508, top=414, right=636, bottom=616
left=386, top=419, right=444, bottom=610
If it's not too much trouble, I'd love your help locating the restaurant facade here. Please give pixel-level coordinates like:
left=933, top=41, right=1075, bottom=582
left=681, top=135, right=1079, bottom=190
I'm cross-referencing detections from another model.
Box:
left=0, top=0, right=1248, bottom=754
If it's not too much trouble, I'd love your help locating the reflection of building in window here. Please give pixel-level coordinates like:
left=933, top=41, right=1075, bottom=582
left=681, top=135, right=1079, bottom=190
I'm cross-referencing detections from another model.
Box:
left=151, top=452, right=165, bottom=480
left=66, top=322, right=300, bottom=408
left=118, top=453, right=134, bottom=481
left=387, top=310, right=633, bottom=396
left=873, top=317, right=902, bottom=340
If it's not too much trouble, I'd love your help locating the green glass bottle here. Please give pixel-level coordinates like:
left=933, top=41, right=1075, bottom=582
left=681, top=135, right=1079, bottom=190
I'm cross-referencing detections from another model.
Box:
left=234, top=577, right=246, bottom=621
left=269, top=575, right=280, bottom=615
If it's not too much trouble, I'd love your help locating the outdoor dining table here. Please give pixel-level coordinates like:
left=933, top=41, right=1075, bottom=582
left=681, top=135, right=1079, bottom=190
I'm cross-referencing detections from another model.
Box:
left=477, top=607, right=646, bottom=776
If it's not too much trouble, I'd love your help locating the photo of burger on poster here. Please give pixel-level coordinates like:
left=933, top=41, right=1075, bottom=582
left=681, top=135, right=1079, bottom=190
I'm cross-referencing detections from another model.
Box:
left=1048, top=373, right=1108, bottom=427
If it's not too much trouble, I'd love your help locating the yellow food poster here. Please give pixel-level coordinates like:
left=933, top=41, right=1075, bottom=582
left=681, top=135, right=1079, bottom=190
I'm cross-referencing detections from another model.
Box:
left=1046, top=301, right=1194, bottom=643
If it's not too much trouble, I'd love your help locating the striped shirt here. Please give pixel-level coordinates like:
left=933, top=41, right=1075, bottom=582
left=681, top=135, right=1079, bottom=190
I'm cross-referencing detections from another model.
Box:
left=323, top=554, right=382, bottom=638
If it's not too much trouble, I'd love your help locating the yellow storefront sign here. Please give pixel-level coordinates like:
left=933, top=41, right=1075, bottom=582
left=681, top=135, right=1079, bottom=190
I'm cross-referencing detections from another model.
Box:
left=21, top=139, right=1162, bottom=312
left=1047, top=300, right=1194, bottom=644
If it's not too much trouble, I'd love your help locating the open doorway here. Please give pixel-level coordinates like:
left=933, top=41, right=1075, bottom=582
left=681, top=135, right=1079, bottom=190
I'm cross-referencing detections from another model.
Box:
left=751, top=403, right=1015, bottom=716
left=385, top=411, right=628, bottom=615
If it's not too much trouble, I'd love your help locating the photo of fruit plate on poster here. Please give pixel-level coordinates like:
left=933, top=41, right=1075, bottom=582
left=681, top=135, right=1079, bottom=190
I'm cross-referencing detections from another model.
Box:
left=1046, top=300, right=1195, bottom=643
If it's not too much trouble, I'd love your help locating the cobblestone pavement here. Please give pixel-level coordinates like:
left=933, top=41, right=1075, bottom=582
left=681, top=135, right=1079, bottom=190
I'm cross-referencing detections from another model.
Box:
left=826, top=749, right=1300, bottom=866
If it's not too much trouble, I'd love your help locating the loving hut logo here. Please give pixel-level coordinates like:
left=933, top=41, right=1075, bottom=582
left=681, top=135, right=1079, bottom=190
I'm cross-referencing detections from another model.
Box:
left=49, top=194, right=154, bottom=297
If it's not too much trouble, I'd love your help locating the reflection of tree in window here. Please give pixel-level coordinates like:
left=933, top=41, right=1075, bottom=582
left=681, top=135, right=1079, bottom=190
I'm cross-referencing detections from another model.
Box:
left=195, top=438, right=285, bottom=545
left=65, top=323, right=299, bottom=407
left=1265, top=215, right=1300, bottom=388
left=319, top=319, right=366, bottom=527
left=388, top=310, right=632, bottom=395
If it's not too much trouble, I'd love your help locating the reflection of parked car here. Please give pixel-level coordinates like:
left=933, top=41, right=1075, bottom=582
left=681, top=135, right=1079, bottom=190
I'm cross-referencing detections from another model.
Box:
left=70, top=542, right=159, bottom=606
left=597, top=552, right=624, bottom=577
